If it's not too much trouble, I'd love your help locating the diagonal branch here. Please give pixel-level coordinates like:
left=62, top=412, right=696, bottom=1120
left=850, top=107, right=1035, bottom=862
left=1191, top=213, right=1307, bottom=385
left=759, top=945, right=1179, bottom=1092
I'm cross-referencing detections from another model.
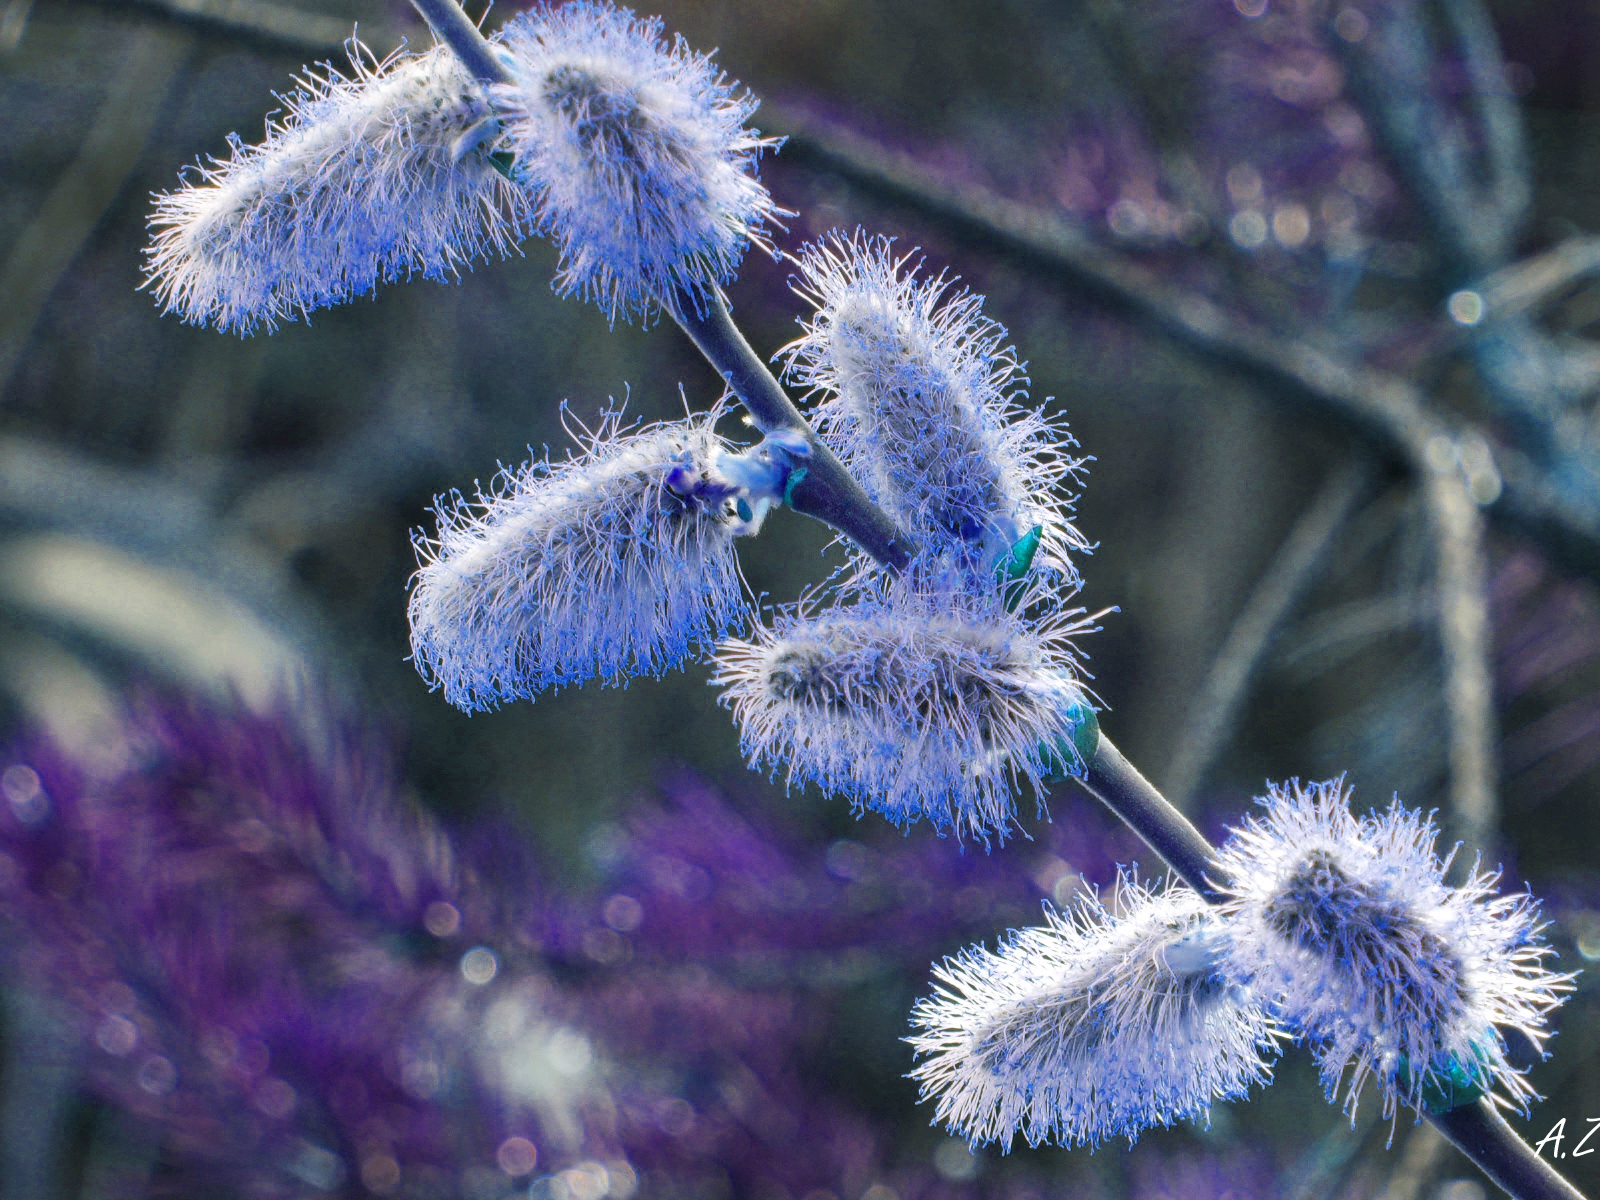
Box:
left=1163, top=460, right=1370, bottom=809
left=1423, top=445, right=1500, bottom=857
left=767, top=107, right=1600, bottom=586
left=406, top=0, right=915, bottom=569
left=673, top=293, right=914, bottom=569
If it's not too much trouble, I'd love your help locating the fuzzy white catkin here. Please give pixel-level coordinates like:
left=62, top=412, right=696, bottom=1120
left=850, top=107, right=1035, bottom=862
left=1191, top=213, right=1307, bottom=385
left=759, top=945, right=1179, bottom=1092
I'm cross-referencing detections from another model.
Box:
left=409, top=409, right=747, bottom=711
left=492, top=1, right=784, bottom=321
left=1216, top=779, right=1573, bottom=1117
left=147, top=42, right=529, bottom=334
left=781, top=231, right=1088, bottom=586
left=712, top=588, right=1096, bottom=843
left=148, top=3, right=783, bottom=332
left=909, top=876, right=1280, bottom=1150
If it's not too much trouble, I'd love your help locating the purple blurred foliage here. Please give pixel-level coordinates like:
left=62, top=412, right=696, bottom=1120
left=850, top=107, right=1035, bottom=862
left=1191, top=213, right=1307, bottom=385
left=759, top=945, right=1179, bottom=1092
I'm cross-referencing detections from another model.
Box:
left=538, top=772, right=1183, bottom=1199
left=0, top=693, right=1284, bottom=1199
left=1185, top=4, right=1395, bottom=235
left=1126, top=1146, right=1281, bottom=1200
left=0, top=693, right=598, bottom=1197
left=546, top=770, right=1140, bottom=973
left=778, top=0, right=1415, bottom=351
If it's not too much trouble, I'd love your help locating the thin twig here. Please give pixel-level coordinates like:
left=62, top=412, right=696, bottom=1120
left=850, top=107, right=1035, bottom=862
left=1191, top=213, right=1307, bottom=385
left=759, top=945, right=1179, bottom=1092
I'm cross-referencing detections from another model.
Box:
left=1163, top=461, right=1369, bottom=808
left=408, top=0, right=507, bottom=84
left=1277, top=591, right=1432, bottom=674
left=1077, top=736, right=1231, bottom=901
left=1423, top=452, right=1500, bottom=857
left=672, top=292, right=914, bottom=569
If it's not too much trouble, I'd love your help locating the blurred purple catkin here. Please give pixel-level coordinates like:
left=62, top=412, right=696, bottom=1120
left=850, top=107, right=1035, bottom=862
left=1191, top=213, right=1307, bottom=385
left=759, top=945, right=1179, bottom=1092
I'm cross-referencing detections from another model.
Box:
left=0, top=695, right=612, bottom=1197
left=546, top=770, right=1140, bottom=973
left=2, top=694, right=1288, bottom=1200
left=537, top=773, right=1168, bottom=1199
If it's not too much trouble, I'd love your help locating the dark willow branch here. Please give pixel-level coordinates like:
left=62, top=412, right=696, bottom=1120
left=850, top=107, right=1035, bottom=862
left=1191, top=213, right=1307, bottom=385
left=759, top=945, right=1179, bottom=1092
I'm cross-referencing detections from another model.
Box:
left=671, top=293, right=914, bottom=570
left=1078, top=735, right=1232, bottom=902
left=406, top=5, right=1580, bottom=1194
left=408, top=0, right=509, bottom=84
left=1075, top=738, right=1585, bottom=1200
left=1431, top=1103, right=1586, bottom=1200
left=408, top=0, right=915, bottom=569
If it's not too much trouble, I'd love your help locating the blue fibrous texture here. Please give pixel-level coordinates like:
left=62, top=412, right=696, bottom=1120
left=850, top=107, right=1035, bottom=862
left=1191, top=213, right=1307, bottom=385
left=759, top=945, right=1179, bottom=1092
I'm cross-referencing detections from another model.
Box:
left=409, top=409, right=747, bottom=711
left=1216, top=779, right=1573, bottom=1118
left=146, top=42, right=530, bottom=334
left=494, top=2, right=783, bottom=322
left=712, top=587, right=1096, bottom=843
left=780, top=232, right=1089, bottom=589
left=908, top=875, right=1280, bottom=1150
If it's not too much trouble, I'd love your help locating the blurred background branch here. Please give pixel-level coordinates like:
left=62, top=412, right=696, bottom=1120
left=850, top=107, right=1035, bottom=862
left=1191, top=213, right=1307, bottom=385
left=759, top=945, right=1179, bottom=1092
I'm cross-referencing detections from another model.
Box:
left=2, top=0, right=1600, bottom=1195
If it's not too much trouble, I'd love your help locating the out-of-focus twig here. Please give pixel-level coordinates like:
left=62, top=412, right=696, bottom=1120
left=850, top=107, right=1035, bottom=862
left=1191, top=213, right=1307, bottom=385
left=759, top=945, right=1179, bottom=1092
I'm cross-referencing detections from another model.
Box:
left=0, top=433, right=328, bottom=669
left=1438, top=0, right=1531, bottom=246
left=0, top=23, right=191, bottom=394
left=1475, top=236, right=1600, bottom=320
left=82, top=0, right=374, bottom=52
left=1333, top=0, right=1526, bottom=279
left=1423, top=446, right=1499, bottom=856
left=771, top=111, right=1512, bottom=850
left=1278, top=591, right=1432, bottom=673
left=1163, top=461, right=1369, bottom=808
left=766, top=108, right=1600, bottom=586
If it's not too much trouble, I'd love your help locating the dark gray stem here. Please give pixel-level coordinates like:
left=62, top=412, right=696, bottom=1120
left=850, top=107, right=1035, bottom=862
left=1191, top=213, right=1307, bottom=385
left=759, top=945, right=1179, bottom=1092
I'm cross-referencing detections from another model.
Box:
left=1076, top=734, right=1584, bottom=1200
left=1078, top=735, right=1232, bottom=902
left=672, top=290, right=915, bottom=570
left=408, top=0, right=510, bottom=84
left=407, top=5, right=1576, bottom=1195
left=1427, top=1102, right=1586, bottom=1200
